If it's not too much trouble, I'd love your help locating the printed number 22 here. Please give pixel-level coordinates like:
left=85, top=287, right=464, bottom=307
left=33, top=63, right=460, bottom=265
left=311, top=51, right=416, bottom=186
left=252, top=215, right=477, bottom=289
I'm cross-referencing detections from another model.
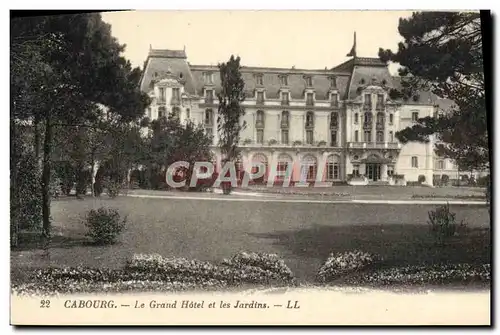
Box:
left=40, top=300, right=50, bottom=308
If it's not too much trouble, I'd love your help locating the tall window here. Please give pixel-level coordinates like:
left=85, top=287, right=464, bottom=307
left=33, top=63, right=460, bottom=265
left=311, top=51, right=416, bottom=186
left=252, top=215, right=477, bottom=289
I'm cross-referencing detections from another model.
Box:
left=412, top=111, right=419, bottom=122
left=256, top=74, right=264, bottom=86
left=411, top=156, right=419, bottom=168
left=305, top=76, right=313, bottom=87
left=186, top=108, right=190, bottom=120
left=389, top=131, right=394, bottom=142
left=277, top=154, right=292, bottom=178
left=352, top=164, right=360, bottom=177
left=364, top=93, right=371, bottom=107
left=377, top=112, right=384, bottom=125
left=364, top=112, right=372, bottom=124
left=306, top=130, right=314, bottom=145
left=377, top=94, right=384, bottom=108
left=281, top=111, right=289, bottom=127
left=302, top=156, right=317, bottom=180
left=437, top=160, right=445, bottom=170
left=204, top=109, right=213, bottom=125
left=204, top=72, right=214, bottom=84
left=172, top=106, right=180, bottom=119
left=205, top=89, right=214, bottom=104
left=172, top=88, right=181, bottom=104
left=354, top=113, right=359, bottom=124
left=331, top=93, right=338, bottom=107
left=158, top=106, right=166, bottom=118
left=376, top=131, right=384, bottom=142
left=330, top=130, right=337, bottom=147
left=158, top=87, right=165, bottom=102
left=256, top=110, right=265, bottom=123
left=389, top=113, right=394, bottom=124
left=257, top=91, right=265, bottom=104
left=256, top=129, right=264, bottom=144
left=327, top=155, right=340, bottom=180
left=330, top=76, right=337, bottom=88
left=281, top=129, right=289, bottom=144
left=364, top=130, right=371, bottom=142
left=281, top=92, right=289, bottom=105
left=330, top=112, right=338, bottom=128
left=354, top=130, right=359, bottom=142
left=280, top=75, right=288, bottom=86
left=306, top=112, right=314, bottom=127
left=306, top=93, right=314, bottom=106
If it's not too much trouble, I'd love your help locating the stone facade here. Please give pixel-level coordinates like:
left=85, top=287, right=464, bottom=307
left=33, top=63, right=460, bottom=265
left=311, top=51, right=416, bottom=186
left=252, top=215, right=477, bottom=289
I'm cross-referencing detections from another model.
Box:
left=139, top=48, right=467, bottom=186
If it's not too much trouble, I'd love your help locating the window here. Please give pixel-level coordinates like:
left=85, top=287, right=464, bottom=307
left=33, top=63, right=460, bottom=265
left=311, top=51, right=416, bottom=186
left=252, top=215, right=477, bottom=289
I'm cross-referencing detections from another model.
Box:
left=257, top=91, right=265, bottom=104
left=364, top=112, right=372, bottom=124
left=437, top=160, right=445, bottom=170
left=364, top=130, right=371, bottom=142
left=205, top=90, right=214, bottom=104
left=302, top=156, right=317, bottom=180
left=352, top=164, right=360, bottom=177
left=377, top=112, right=384, bottom=125
left=331, top=93, right=338, bottom=107
left=280, top=75, right=288, bottom=86
left=281, top=92, right=289, bottom=105
left=412, top=111, right=419, bottom=122
left=354, top=130, right=359, bottom=142
left=172, top=88, right=181, bottom=104
left=172, top=107, right=180, bottom=119
left=256, top=129, right=264, bottom=144
left=256, top=74, right=264, bottom=86
left=306, top=112, right=314, bottom=127
left=330, top=76, right=337, bottom=88
left=411, top=156, right=419, bottom=168
left=158, top=87, right=165, bottom=102
left=327, top=155, right=340, bottom=180
left=364, top=94, right=371, bottom=106
left=281, top=111, right=289, bottom=127
left=389, top=113, right=394, bottom=124
left=376, top=131, right=384, bottom=142
left=277, top=154, right=292, bottom=178
left=204, top=72, right=214, bottom=84
left=306, top=93, right=314, bottom=106
left=186, top=108, right=190, bottom=119
left=387, top=165, right=394, bottom=177
left=306, top=130, right=314, bottom=144
left=204, top=109, right=213, bottom=125
left=330, top=112, right=338, bottom=128
left=354, top=113, right=359, bottom=124
left=158, top=106, right=166, bottom=118
left=377, top=94, right=384, bottom=107
left=330, top=130, right=337, bottom=147
left=389, top=131, right=394, bottom=142
left=305, top=76, right=313, bottom=87
left=281, top=129, right=289, bottom=144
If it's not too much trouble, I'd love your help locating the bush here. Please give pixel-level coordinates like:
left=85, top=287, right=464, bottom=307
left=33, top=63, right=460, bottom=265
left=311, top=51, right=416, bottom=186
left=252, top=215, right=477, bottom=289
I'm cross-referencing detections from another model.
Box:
left=477, top=175, right=490, bottom=187
left=441, top=174, right=450, bottom=186
left=428, top=203, right=467, bottom=243
left=84, top=207, right=127, bottom=245
left=105, top=179, right=121, bottom=198
left=418, top=175, right=426, bottom=184
left=317, top=250, right=382, bottom=283
left=13, top=153, right=42, bottom=231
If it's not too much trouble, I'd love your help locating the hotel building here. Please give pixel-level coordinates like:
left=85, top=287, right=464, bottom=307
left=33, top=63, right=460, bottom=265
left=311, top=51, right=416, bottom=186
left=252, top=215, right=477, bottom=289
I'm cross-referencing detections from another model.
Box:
left=139, top=47, right=465, bottom=186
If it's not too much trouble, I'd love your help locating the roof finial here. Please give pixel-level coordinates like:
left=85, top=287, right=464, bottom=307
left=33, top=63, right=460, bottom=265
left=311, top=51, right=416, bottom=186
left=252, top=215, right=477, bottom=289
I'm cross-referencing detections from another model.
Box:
left=183, top=45, right=186, bottom=52
left=149, top=44, right=152, bottom=51
left=346, top=31, right=357, bottom=58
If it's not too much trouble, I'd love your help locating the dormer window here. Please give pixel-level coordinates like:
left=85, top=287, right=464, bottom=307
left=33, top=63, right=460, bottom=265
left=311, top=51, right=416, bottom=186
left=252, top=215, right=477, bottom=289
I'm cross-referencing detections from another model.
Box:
left=256, top=91, right=265, bottom=104
left=204, top=72, right=214, bottom=85
left=205, top=89, right=214, bottom=104
left=279, top=75, right=288, bottom=86
left=306, top=92, right=314, bottom=106
left=364, top=93, right=372, bottom=109
left=329, top=76, right=337, bottom=88
left=376, top=93, right=385, bottom=109
left=255, top=74, right=264, bottom=86
left=281, top=92, right=290, bottom=106
left=304, top=76, right=313, bottom=87
left=158, top=87, right=166, bottom=103
left=171, top=87, right=181, bottom=105
left=331, top=93, right=339, bottom=107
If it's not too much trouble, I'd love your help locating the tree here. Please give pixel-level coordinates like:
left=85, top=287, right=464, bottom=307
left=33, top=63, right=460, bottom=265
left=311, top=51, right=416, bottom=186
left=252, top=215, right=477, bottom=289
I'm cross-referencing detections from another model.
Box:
left=217, top=56, right=246, bottom=194
left=11, top=13, right=150, bottom=242
left=378, top=12, right=488, bottom=173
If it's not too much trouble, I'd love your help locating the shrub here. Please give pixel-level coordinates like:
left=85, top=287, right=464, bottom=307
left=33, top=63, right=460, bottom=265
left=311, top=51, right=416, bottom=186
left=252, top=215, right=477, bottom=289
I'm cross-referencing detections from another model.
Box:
left=418, top=175, right=426, bottom=184
left=13, top=152, right=42, bottom=231
left=477, top=175, right=490, bottom=187
left=317, top=250, right=382, bottom=283
left=441, top=174, right=450, bottom=185
left=427, top=203, right=467, bottom=243
left=84, top=207, right=127, bottom=245
left=221, top=251, right=294, bottom=282
left=105, top=179, right=121, bottom=198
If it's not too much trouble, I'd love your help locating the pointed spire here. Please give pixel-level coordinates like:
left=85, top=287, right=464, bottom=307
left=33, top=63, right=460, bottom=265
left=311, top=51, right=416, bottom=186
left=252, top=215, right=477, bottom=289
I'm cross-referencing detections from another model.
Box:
left=346, top=31, right=357, bottom=58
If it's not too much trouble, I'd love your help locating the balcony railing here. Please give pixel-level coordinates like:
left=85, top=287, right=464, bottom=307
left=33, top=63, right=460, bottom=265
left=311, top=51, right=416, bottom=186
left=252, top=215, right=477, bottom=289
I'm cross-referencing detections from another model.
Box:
left=281, top=100, right=290, bottom=106
left=348, top=142, right=401, bottom=149
left=330, top=122, right=338, bottom=129
left=363, top=122, right=372, bottom=130
left=170, top=98, right=181, bottom=106
left=256, top=98, right=265, bottom=105
left=376, top=103, right=385, bottom=110
left=306, top=100, right=315, bottom=107
left=376, top=123, right=385, bottom=130
left=281, top=120, right=289, bottom=128
left=331, top=100, right=339, bottom=108
left=157, top=99, right=166, bottom=105
left=205, top=97, right=214, bottom=104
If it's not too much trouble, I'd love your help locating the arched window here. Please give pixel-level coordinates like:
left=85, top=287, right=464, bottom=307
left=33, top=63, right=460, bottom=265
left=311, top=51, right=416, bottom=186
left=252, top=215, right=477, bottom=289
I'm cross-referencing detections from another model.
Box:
left=364, top=112, right=372, bottom=124
left=301, top=155, right=317, bottom=181
left=251, top=153, right=268, bottom=183
left=330, top=112, right=338, bottom=128
left=326, top=155, right=341, bottom=180
left=277, top=153, right=293, bottom=179
left=172, top=106, right=181, bottom=119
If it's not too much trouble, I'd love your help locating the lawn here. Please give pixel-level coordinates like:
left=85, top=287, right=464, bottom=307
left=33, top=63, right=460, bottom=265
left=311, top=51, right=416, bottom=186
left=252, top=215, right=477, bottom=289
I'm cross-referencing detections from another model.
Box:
left=11, top=195, right=490, bottom=286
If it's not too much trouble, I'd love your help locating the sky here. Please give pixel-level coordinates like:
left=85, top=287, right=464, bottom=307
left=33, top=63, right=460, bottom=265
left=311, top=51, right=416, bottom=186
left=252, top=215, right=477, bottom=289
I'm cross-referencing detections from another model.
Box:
left=101, top=10, right=414, bottom=74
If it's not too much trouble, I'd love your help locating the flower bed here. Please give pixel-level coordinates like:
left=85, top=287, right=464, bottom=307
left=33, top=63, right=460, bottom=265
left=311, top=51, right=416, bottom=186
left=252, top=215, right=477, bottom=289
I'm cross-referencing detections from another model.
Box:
left=12, top=252, right=296, bottom=296
left=317, top=251, right=382, bottom=283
